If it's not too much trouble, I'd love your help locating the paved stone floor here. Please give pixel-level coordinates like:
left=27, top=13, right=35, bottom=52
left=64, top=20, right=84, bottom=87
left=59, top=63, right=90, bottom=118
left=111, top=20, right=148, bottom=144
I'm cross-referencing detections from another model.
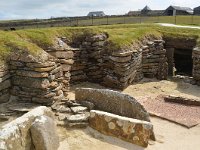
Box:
left=137, top=95, right=200, bottom=128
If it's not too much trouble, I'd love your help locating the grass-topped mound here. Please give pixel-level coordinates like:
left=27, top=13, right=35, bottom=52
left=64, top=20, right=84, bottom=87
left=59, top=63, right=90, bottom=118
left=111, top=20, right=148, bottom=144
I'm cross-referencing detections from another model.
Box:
left=0, top=24, right=200, bottom=63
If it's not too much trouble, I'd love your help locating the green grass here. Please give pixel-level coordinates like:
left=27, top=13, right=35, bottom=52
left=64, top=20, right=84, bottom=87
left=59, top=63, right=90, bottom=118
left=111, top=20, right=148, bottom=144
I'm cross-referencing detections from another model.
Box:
left=0, top=23, right=200, bottom=64
left=0, top=15, right=200, bottom=30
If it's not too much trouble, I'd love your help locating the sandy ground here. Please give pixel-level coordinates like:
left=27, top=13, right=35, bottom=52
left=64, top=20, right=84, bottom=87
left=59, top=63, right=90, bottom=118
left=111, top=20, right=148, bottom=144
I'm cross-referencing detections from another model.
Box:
left=58, top=78, right=200, bottom=150
left=158, top=23, right=200, bottom=29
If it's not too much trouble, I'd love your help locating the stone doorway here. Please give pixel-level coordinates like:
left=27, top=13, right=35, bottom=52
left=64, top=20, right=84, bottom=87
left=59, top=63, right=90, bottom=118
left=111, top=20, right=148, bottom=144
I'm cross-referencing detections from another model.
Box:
left=174, top=48, right=193, bottom=76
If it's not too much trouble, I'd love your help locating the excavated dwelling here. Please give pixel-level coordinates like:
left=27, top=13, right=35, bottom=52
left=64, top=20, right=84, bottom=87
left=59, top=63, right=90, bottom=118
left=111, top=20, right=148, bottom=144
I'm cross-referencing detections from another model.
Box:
left=0, top=25, right=200, bottom=149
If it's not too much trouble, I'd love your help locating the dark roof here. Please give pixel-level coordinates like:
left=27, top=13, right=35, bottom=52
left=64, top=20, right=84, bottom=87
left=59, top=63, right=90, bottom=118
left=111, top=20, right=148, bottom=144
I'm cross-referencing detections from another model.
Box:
left=142, top=6, right=151, bottom=11
left=168, top=5, right=193, bottom=13
left=194, top=6, right=200, bottom=10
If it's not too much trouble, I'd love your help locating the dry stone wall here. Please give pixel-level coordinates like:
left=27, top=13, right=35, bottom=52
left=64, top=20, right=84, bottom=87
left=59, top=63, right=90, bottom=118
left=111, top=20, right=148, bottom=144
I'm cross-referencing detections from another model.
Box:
left=103, top=49, right=143, bottom=89
left=0, top=64, right=11, bottom=103
left=45, top=35, right=168, bottom=91
left=102, top=39, right=167, bottom=89
left=142, top=40, right=168, bottom=80
left=1, top=32, right=199, bottom=105
left=193, top=47, right=200, bottom=85
left=9, top=51, right=64, bottom=105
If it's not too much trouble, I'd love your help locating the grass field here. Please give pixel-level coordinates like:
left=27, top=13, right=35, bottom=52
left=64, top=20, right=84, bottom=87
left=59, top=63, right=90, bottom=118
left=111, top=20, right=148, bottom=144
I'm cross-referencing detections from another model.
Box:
left=0, top=15, right=200, bottom=30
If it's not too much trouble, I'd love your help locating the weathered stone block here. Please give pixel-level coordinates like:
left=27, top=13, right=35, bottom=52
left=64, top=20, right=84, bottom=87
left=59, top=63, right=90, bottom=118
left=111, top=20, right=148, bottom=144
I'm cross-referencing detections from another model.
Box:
left=0, top=93, right=10, bottom=103
left=75, top=88, right=150, bottom=122
left=0, top=80, right=11, bottom=91
left=16, top=70, right=49, bottom=78
left=30, top=116, right=59, bottom=150
left=110, top=56, right=132, bottom=63
left=49, top=51, right=74, bottom=59
left=89, top=110, right=153, bottom=148
left=26, top=62, right=56, bottom=68
left=0, top=106, right=54, bottom=150
left=12, top=76, right=50, bottom=89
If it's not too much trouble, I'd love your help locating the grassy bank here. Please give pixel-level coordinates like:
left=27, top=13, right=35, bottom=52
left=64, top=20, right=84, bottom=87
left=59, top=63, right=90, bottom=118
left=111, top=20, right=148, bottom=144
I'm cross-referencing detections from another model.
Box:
left=0, top=24, right=199, bottom=62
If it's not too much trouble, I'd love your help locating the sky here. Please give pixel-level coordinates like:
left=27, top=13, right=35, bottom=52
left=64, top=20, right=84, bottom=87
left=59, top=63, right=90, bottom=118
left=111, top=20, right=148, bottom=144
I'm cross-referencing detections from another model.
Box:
left=0, top=0, right=199, bottom=20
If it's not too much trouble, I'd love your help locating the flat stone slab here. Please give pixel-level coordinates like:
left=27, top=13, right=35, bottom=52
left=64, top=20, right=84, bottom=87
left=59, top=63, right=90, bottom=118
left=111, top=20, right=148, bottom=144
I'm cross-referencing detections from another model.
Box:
left=164, top=95, right=200, bottom=106
left=66, top=113, right=89, bottom=123
left=137, top=95, right=200, bottom=128
left=75, top=88, right=150, bottom=122
left=7, top=102, right=40, bottom=112
left=71, top=106, right=88, bottom=114
left=89, top=110, right=153, bottom=148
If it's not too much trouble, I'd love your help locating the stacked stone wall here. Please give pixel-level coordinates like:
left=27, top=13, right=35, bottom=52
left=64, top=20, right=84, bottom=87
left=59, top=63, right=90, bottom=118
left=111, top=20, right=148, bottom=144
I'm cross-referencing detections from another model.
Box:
left=9, top=51, right=64, bottom=105
left=193, top=47, right=200, bottom=85
left=102, top=49, right=143, bottom=89
left=0, top=64, right=11, bottom=103
left=1, top=33, right=198, bottom=105
left=142, top=40, right=168, bottom=79
left=102, top=39, right=167, bottom=89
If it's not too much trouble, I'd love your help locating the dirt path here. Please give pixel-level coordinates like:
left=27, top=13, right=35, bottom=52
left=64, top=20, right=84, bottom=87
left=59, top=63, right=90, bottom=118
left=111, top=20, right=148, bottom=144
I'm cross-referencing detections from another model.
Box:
left=158, top=23, right=200, bottom=29
left=59, top=78, right=200, bottom=150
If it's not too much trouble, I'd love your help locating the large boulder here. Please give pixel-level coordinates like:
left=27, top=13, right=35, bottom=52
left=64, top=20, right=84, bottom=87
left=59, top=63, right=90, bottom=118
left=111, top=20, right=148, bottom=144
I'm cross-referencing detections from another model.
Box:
left=75, top=88, right=150, bottom=122
left=30, top=116, right=59, bottom=150
left=0, top=106, right=54, bottom=150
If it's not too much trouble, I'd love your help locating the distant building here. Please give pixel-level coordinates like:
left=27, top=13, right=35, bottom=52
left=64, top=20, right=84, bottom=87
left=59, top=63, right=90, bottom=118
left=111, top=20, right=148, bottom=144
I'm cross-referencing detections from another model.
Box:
left=127, top=11, right=141, bottom=16
left=194, top=6, right=200, bottom=15
left=141, top=6, right=151, bottom=14
left=164, top=6, right=193, bottom=16
left=128, top=5, right=194, bottom=16
left=87, top=11, right=106, bottom=17
left=128, top=5, right=164, bottom=16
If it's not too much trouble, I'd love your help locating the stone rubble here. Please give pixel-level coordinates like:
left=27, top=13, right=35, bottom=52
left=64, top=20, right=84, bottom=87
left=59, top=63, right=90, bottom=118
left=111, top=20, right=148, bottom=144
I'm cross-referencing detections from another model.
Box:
left=52, top=100, right=90, bottom=128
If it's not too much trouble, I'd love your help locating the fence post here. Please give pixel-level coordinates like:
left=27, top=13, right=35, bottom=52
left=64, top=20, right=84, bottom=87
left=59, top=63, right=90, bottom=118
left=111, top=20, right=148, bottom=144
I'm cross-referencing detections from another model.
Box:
left=69, top=19, right=71, bottom=26
left=175, top=15, right=177, bottom=24
left=124, top=15, right=126, bottom=24
left=140, top=15, right=142, bottom=24
left=191, top=15, right=194, bottom=25
left=92, top=15, right=94, bottom=26
left=107, top=16, right=109, bottom=25
left=77, top=19, right=78, bottom=26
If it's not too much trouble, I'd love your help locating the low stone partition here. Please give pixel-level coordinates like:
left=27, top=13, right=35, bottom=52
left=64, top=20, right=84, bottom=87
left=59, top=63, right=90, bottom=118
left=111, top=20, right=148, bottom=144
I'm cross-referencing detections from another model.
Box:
left=142, top=40, right=168, bottom=79
left=102, top=39, right=167, bottom=89
left=164, top=95, right=200, bottom=106
left=9, top=51, right=64, bottom=105
left=193, top=47, right=200, bottom=85
left=0, top=106, right=59, bottom=150
left=0, top=64, right=11, bottom=104
left=45, top=38, right=76, bottom=97
left=89, top=110, right=153, bottom=148
left=75, top=88, right=150, bottom=122
left=103, top=49, right=143, bottom=89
